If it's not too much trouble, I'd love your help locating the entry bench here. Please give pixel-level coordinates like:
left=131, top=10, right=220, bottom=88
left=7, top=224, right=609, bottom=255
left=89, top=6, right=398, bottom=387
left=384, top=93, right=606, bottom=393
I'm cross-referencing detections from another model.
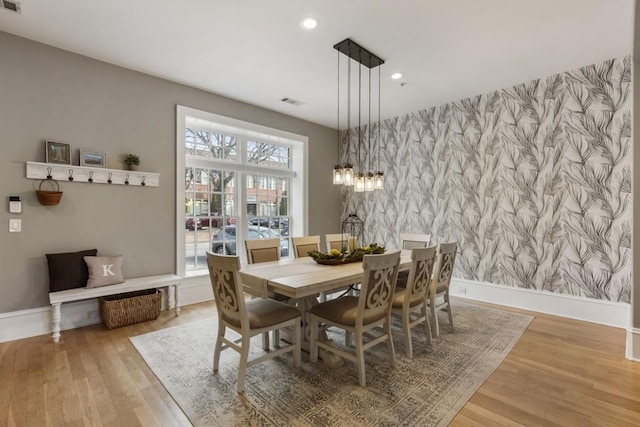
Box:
left=48, top=274, right=181, bottom=343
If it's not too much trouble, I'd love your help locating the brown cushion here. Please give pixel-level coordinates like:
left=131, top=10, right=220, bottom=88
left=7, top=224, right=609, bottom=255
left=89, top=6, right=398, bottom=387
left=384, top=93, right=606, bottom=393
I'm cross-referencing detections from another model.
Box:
left=46, top=249, right=98, bottom=292
left=223, top=298, right=300, bottom=329
left=84, top=256, right=124, bottom=288
left=391, top=288, right=425, bottom=309
left=309, top=296, right=387, bottom=326
left=250, top=247, right=279, bottom=264
left=296, top=243, right=318, bottom=258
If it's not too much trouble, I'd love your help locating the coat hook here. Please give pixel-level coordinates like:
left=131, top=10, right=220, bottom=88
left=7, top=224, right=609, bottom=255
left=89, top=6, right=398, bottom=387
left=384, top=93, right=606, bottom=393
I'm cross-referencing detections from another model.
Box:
left=124, top=174, right=130, bottom=185
left=46, top=167, right=53, bottom=179
left=68, top=169, right=74, bottom=181
left=88, top=171, right=94, bottom=183
left=141, top=176, right=146, bottom=187
left=107, top=172, right=112, bottom=184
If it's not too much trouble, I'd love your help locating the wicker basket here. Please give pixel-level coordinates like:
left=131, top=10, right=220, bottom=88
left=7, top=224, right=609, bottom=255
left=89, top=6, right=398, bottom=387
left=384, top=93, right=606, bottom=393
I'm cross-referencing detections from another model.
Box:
left=99, top=289, right=161, bottom=329
left=36, top=179, right=63, bottom=206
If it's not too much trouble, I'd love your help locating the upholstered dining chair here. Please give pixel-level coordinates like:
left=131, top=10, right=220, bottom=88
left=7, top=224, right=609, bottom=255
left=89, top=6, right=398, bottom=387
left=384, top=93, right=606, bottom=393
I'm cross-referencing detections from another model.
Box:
left=245, top=238, right=281, bottom=264
left=399, top=233, right=431, bottom=249
left=309, top=251, right=401, bottom=387
left=291, top=235, right=321, bottom=258
left=245, top=237, right=288, bottom=347
left=390, top=246, right=437, bottom=358
left=396, top=233, right=432, bottom=289
left=206, top=252, right=301, bottom=393
left=429, top=242, right=458, bottom=337
left=325, top=233, right=348, bottom=252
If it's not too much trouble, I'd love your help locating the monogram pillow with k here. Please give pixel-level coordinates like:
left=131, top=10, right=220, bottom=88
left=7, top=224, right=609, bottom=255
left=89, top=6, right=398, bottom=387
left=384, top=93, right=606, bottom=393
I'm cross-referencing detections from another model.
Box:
left=84, top=255, right=124, bottom=288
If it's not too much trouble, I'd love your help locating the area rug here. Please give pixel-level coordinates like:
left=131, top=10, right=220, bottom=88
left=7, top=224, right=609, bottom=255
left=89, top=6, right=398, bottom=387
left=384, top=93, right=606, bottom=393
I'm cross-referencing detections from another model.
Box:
left=131, top=302, right=532, bottom=426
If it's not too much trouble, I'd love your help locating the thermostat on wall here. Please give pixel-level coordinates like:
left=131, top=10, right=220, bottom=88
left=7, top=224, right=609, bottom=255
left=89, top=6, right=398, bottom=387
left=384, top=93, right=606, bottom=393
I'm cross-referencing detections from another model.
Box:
left=9, top=196, right=21, bottom=213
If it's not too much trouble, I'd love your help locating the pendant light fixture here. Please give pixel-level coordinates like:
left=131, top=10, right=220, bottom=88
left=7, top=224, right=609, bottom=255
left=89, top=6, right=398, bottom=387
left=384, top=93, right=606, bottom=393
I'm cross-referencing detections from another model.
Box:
left=332, top=38, right=384, bottom=191
left=374, top=63, right=384, bottom=190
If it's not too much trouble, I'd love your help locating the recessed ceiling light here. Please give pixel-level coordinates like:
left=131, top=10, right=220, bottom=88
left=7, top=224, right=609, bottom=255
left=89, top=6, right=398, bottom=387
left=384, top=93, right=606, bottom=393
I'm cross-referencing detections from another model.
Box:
left=391, top=73, right=403, bottom=80
left=300, top=17, right=318, bottom=30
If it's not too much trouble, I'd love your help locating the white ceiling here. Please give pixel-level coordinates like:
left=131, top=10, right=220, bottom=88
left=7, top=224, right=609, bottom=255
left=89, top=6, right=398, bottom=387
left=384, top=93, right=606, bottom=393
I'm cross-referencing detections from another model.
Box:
left=0, top=0, right=634, bottom=129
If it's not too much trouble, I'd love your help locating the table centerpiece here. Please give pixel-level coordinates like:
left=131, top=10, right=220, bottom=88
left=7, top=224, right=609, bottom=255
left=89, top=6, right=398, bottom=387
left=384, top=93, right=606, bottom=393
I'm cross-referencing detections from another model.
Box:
left=308, top=243, right=385, bottom=265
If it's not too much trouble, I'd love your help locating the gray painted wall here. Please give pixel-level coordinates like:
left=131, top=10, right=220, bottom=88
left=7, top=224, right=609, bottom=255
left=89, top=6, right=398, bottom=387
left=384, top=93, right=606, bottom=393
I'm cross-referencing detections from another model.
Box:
left=343, top=57, right=631, bottom=303
left=0, top=31, right=340, bottom=313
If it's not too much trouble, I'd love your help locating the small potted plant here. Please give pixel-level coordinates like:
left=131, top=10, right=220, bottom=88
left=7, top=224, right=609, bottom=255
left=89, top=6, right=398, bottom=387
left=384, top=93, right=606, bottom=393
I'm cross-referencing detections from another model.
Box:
left=123, top=153, right=140, bottom=171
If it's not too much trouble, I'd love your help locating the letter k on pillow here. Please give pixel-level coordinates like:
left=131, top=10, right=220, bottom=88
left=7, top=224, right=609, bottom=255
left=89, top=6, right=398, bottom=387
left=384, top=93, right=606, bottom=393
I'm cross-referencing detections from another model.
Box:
left=84, top=255, right=125, bottom=288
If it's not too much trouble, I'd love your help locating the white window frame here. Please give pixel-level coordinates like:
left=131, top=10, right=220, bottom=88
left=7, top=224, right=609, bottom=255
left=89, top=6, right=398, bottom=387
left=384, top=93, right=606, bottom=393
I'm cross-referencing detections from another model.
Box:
left=176, top=105, right=308, bottom=276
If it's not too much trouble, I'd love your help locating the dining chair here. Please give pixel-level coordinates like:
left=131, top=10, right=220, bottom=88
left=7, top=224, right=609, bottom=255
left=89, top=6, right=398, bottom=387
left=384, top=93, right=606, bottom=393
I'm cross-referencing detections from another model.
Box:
left=325, top=233, right=348, bottom=252
left=309, top=251, right=401, bottom=387
left=399, top=233, right=432, bottom=249
left=291, top=235, right=321, bottom=258
left=245, top=238, right=281, bottom=264
left=245, top=237, right=288, bottom=347
left=206, top=252, right=301, bottom=393
left=390, top=246, right=437, bottom=358
left=396, top=233, right=432, bottom=289
left=429, top=242, right=458, bottom=337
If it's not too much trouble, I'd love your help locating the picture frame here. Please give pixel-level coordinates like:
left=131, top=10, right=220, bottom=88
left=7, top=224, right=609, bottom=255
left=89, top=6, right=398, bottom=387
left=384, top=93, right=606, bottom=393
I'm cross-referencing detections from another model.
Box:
left=79, top=149, right=107, bottom=168
left=45, top=140, right=71, bottom=165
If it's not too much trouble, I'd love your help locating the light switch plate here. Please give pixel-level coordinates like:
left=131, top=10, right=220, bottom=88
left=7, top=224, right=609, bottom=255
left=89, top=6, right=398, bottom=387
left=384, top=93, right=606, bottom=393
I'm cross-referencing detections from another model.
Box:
left=9, top=219, right=21, bottom=232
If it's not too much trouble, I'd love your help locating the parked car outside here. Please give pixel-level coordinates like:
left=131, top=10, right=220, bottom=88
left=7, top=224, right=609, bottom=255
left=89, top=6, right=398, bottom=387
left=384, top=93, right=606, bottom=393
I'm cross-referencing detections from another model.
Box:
left=185, top=216, right=202, bottom=231
left=211, top=225, right=288, bottom=257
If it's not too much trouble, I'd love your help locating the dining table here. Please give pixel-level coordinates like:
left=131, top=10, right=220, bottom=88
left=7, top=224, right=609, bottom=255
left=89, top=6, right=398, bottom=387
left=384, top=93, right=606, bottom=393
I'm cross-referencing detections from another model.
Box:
left=239, top=249, right=412, bottom=366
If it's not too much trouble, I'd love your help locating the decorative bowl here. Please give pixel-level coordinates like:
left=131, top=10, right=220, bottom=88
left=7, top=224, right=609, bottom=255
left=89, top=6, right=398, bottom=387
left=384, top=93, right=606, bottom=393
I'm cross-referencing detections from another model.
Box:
left=312, top=256, right=363, bottom=266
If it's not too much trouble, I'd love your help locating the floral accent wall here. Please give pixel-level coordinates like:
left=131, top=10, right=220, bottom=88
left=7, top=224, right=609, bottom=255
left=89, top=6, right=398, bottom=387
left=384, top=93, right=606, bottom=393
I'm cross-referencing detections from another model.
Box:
left=342, top=57, right=631, bottom=302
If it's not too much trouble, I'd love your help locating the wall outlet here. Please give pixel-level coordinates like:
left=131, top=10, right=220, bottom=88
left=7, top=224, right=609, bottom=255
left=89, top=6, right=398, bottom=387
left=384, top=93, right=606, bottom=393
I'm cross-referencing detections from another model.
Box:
left=457, top=286, right=467, bottom=295
left=87, top=310, right=100, bottom=319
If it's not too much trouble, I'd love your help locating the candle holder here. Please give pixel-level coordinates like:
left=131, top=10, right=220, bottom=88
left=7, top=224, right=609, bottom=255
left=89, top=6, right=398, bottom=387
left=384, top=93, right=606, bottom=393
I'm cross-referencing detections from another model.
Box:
left=341, top=213, right=364, bottom=254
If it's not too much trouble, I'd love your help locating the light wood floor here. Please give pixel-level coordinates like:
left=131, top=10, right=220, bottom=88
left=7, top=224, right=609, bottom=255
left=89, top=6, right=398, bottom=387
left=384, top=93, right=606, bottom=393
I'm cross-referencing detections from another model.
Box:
left=1, top=299, right=639, bottom=427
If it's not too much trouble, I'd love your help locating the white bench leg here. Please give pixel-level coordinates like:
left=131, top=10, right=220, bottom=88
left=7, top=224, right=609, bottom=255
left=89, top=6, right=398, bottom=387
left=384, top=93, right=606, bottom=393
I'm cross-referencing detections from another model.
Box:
left=174, top=284, right=181, bottom=315
left=51, top=303, right=61, bottom=343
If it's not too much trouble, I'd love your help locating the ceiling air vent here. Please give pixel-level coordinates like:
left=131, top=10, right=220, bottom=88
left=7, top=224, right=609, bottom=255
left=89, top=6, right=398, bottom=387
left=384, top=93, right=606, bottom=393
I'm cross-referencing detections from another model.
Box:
left=281, top=97, right=304, bottom=107
left=1, top=0, right=21, bottom=13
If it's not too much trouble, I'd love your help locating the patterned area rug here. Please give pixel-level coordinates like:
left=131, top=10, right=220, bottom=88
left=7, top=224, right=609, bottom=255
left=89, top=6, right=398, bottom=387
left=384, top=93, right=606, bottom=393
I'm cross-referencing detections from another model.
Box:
left=131, top=302, right=532, bottom=426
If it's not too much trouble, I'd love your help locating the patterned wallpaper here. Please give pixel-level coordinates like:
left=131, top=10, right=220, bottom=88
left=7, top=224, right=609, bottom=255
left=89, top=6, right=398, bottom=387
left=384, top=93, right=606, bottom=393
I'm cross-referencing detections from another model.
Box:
left=342, top=57, right=631, bottom=302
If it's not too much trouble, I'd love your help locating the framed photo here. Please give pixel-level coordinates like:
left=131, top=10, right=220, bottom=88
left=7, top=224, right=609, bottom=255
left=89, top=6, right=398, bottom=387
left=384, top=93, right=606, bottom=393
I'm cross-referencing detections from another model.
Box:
left=79, top=149, right=107, bottom=168
left=45, top=140, right=71, bottom=165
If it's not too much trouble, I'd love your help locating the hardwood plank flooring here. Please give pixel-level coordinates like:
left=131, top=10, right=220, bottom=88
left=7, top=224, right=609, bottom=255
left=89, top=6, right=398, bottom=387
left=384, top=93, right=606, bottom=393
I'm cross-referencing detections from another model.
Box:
left=0, top=299, right=638, bottom=426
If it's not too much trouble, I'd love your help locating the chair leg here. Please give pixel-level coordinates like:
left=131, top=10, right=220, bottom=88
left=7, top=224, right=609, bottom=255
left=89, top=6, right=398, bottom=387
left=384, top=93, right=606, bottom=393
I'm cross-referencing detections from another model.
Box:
left=446, top=291, right=454, bottom=329
left=346, top=331, right=353, bottom=347
left=237, top=335, right=251, bottom=393
left=262, top=331, right=270, bottom=350
left=384, top=316, right=396, bottom=369
left=430, top=295, right=440, bottom=338
left=293, top=319, right=301, bottom=368
left=273, top=329, right=280, bottom=347
left=402, top=309, right=413, bottom=359
left=355, top=331, right=366, bottom=387
left=320, top=291, right=327, bottom=302
left=310, top=316, right=319, bottom=363
left=213, top=323, right=225, bottom=372
left=422, top=304, right=432, bottom=345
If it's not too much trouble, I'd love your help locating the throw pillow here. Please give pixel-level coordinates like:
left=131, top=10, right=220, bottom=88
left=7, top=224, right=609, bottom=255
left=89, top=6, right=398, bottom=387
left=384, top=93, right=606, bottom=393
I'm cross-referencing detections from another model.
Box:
left=46, top=249, right=98, bottom=292
left=84, top=255, right=124, bottom=288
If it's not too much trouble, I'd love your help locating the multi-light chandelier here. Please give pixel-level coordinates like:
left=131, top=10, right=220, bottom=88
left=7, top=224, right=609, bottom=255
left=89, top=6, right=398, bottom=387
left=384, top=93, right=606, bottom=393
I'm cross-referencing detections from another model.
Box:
left=332, top=38, right=384, bottom=192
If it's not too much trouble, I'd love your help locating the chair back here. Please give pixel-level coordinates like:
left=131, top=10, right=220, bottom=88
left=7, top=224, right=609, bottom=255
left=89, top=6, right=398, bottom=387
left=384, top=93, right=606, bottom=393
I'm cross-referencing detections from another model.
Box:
left=291, top=235, right=321, bottom=258
left=406, top=246, right=438, bottom=303
left=432, top=242, right=457, bottom=294
left=358, top=251, right=401, bottom=326
left=206, top=252, right=247, bottom=330
left=325, top=233, right=347, bottom=252
left=245, top=238, right=281, bottom=264
left=400, top=233, right=431, bottom=250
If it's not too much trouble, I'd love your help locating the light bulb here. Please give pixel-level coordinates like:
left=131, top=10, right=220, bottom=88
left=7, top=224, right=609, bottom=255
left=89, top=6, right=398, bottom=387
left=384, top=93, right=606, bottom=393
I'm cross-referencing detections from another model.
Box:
left=333, top=165, right=343, bottom=185
left=374, top=171, right=384, bottom=190
left=354, top=173, right=365, bottom=192
left=364, top=172, right=375, bottom=192
left=343, top=164, right=354, bottom=186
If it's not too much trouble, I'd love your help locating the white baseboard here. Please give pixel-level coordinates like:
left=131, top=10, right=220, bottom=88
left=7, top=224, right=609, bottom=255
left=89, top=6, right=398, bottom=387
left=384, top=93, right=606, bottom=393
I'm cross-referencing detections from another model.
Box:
left=626, top=328, right=640, bottom=361
left=450, top=278, right=630, bottom=329
left=0, top=276, right=631, bottom=343
left=0, top=277, right=213, bottom=344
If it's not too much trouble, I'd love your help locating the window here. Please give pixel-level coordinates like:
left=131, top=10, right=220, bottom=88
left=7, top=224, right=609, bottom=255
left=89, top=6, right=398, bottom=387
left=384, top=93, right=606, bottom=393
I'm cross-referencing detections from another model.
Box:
left=177, top=106, right=307, bottom=275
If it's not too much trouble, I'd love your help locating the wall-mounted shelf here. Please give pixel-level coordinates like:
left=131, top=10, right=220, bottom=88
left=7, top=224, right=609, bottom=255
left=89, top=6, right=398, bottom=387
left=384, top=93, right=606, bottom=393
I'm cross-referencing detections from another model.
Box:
left=26, top=162, right=160, bottom=187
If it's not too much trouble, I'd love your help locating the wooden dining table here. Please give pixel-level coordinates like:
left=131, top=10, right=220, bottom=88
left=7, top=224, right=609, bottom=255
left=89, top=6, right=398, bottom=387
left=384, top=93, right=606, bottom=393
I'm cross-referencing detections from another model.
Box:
left=239, top=250, right=412, bottom=366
